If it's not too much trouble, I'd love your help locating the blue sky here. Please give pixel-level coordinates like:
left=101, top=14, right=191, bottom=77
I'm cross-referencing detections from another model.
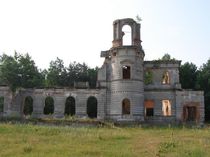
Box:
left=0, top=0, right=209, bottom=69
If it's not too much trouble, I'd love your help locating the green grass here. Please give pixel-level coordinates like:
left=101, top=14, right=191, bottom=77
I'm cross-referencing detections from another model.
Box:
left=0, top=123, right=210, bottom=157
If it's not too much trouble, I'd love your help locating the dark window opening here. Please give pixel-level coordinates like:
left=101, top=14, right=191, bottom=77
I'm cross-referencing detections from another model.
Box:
left=64, top=96, right=75, bottom=116
left=122, top=98, right=130, bottom=115
left=146, top=108, right=154, bottom=117
left=44, top=96, right=54, bottom=115
left=144, top=100, right=154, bottom=117
left=184, top=106, right=197, bottom=121
left=23, top=96, right=33, bottom=116
left=123, top=66, right=131, bottom=79
left=87, top=96, right=97, bottom=118
left=0, top=97, right=4, bottom=113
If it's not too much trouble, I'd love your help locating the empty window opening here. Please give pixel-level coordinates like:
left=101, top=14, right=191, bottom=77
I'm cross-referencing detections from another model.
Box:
left=122, top=98, right=130, bottom=115
left=64, top=96, right=75, bottom=116
left=144, top=100, right=154, bottom=117
left=123, top=65, right=131, bottom=79
left=146, top=108, right=154, bottom=117
left=122, top=25, right=132, bottom=45
left=183, top=106, right=197, bottom=122
left=162, top=100, right=171, bottom=116
left=23, top=96, right=33, bottom=116
left=162, top=71, right=170, bottom=84
left=0, top=97, right=4, bottom=113
left=87, top=96, right=97, bottom=118
left=44, top=96, right=54, bottom=115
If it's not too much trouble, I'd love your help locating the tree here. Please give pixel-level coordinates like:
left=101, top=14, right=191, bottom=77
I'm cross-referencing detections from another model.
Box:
left=0, top=54, right=20, bottom=91
left=16, top=53, right=44, bottom=88
left=0, top=53, right=98, bottom=90
left=66, top=61, right=78, bottom=87
left=179, top=62, right=198, bottom=89
left=66, top=62, right=98, bottom=88
left=196, top=59, right=210, bottom=121
left=46, top=57, right=67, bottom=87
left=159, top=53, right=176, bottom=61
left=67, top=62, right=89, bottom=87
left=87, top=67, right=98, bottom=88
left=0, top=53, right=44, bottom=91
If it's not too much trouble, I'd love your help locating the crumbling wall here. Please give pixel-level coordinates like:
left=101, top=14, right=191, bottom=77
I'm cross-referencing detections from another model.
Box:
left=144, top=90, right=176, bottom=123
left=0, top=87, right=106, bottom=119
left=175, top=90, right=204, bottom=124
left=144, top=61, right=181, bottom=90
left=0, top=86, right=22, bottom=117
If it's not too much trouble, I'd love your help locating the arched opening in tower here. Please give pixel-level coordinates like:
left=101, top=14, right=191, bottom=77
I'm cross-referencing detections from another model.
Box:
left=122, top=25, right=132, bottom=46
left=122, top=98, right=130, bottom=115
left=122, top=65, right=131, bottom=79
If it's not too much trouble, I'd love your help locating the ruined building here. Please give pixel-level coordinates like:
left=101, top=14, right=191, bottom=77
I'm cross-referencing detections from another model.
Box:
left=0, top=18, right=205, bottom=124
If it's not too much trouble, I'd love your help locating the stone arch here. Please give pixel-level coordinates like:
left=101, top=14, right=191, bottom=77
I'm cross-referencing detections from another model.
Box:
left=23, top=96, right=33, bottom=116
left=87, top=96, right=97, bottom=118
left=112, top=18, right=141, bottom=47
left=64, top=96, right=75, bottom=116
left=122, top=98, right=130, bottom=115
left=44, top=96, right=54, bottom=115
left=122, top=25, right=132, bottom=45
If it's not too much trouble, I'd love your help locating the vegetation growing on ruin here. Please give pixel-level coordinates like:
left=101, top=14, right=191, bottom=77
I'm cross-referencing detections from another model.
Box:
left=0, top=123, right=210, bottom=157
left=144, top=70, right=153, bottom=85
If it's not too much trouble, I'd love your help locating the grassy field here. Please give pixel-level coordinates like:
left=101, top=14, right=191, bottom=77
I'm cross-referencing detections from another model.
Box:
left=0, top=123, right=210, bottom=157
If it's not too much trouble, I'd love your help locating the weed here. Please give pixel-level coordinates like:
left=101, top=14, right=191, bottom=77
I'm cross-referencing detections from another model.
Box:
left=158, top=141, right=176, bottom=153
left=23, top=145, right=32, bottom=153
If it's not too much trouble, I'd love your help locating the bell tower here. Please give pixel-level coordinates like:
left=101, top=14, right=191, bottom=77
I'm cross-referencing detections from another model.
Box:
left=112, top=18, right=142, bottom=48
left=98, top=18, right=145, bottom=121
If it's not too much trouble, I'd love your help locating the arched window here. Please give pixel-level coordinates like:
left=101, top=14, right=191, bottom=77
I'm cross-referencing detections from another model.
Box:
left=162, top=71, right=170, bottom=84
left=122, top=98, right=130, bottom=115
left=122, top=65, right=131, bottom=79
left=122, top=25, right=132, bottom=46
left=87, top=96, right=97, bottom=118
left=44, top=96, right=54, bottom=115
left=64, top=96, right=75, bottom=116
left=23, top=96, right=33, bottom=116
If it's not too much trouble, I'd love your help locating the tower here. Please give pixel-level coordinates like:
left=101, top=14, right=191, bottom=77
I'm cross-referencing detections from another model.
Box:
left=98, top=18, right=145, bottom=121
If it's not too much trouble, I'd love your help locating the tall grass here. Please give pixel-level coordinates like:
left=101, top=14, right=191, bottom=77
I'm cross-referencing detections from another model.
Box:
left=0, top=123, right=210, bottom=157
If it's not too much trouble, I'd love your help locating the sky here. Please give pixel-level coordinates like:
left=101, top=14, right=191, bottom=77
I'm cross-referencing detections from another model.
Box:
left=0, top=0, right=210, bottom=69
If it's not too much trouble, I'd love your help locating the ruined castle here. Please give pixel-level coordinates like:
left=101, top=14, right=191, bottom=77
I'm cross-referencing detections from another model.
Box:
left=0, top=18, right=204, bottom=124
